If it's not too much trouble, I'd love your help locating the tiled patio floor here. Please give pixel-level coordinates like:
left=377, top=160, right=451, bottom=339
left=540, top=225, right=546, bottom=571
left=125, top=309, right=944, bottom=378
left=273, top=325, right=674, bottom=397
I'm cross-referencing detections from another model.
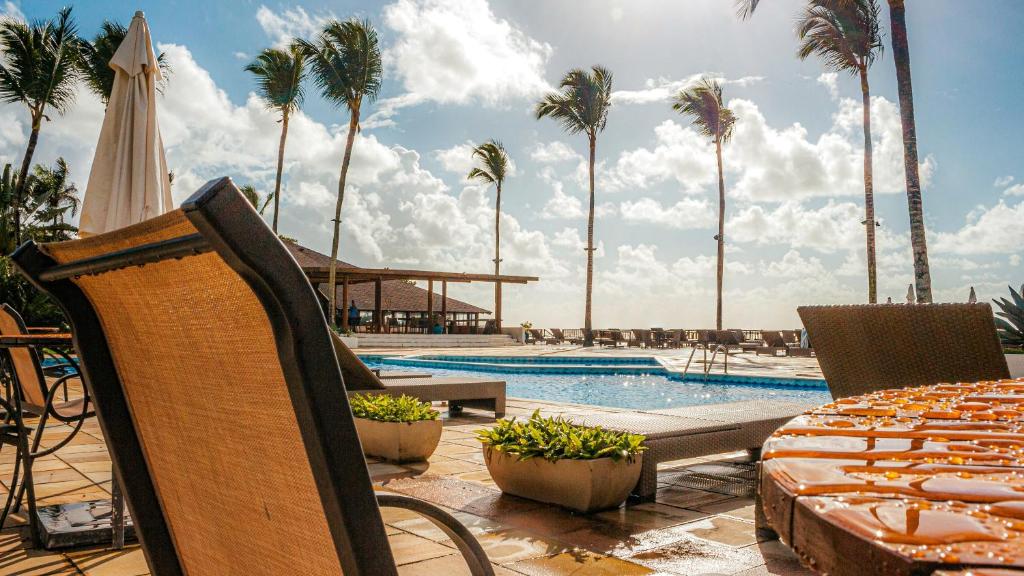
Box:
left=1, top=389, right=815, bottom=575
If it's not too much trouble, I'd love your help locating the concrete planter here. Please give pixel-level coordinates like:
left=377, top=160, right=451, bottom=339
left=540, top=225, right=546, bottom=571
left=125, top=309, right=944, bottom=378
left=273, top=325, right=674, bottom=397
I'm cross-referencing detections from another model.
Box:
left=338, top=336, right=359, bottom=349
left=483, top=448, right=642, bottom=513
left=355, top=418, right=442, bottom=463
left=1007, top=353, right=1024, bottom=378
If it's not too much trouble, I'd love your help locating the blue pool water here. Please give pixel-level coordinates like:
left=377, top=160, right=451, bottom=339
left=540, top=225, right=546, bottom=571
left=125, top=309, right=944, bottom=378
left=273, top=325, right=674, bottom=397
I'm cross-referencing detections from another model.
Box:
left=360, top=355, right=830, bottom=411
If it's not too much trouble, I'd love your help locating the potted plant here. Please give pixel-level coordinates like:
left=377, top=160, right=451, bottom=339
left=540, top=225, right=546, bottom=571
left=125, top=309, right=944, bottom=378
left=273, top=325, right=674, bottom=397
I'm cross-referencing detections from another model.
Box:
left=994, top=284, right=1024, bottom=378
left=477, top=411, right=646, bottom=513
left=351, top=394, right=442, bottom=463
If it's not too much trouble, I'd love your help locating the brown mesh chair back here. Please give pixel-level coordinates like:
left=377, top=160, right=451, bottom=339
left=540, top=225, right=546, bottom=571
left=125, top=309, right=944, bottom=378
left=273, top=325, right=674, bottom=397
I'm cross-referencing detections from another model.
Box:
left=0, top=304, right=48, bottom=407
left=13, top=179, right=395, bottom=576
left=799, top=304, right=1011, bottom=400
left=761, top=330, right=785, bottom=348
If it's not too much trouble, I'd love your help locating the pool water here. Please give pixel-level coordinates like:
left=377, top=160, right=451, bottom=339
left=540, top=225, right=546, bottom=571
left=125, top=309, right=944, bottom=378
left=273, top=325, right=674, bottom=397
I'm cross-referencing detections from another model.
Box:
left=361, top=357, right=830, bottom=411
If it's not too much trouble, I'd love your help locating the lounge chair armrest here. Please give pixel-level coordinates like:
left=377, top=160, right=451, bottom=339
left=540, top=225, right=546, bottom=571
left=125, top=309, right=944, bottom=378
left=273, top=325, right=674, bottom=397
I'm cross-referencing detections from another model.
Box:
left=26, top=326, right=61, bottom=334
left=28, top=373, right=91, bottom=458
left=376, top=493, right=494, bottom=576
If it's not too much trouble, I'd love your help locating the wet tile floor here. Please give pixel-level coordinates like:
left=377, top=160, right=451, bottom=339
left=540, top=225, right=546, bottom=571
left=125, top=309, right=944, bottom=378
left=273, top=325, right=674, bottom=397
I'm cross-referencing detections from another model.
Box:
left=0, top=394, right=814, bottom=575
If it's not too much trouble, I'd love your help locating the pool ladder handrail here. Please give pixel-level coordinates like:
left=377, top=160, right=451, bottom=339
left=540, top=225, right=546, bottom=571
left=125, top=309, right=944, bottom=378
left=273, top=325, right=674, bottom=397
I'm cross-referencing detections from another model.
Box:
left=680, top=343, right=729, bottom=381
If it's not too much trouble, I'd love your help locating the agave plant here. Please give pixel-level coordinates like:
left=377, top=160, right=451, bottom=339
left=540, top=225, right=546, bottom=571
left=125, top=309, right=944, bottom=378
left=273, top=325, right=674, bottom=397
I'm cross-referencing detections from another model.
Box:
left=993, top=285, right=1024, bottom=348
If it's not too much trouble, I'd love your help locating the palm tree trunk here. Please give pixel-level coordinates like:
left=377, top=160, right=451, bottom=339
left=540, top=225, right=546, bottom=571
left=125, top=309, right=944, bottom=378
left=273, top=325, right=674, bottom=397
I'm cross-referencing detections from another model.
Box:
left=328, top=108, right=360, bottom=327
left=584, top=133, right=596, bottom=347
left=860, top=66, right=877, bottom=304
left=272, top=110, right=290, bottom=233
left=715, top=138, right=726, bottom=331
left=888, top=0, right=932, bottom=303
left=494, top=182, right=502, bottom=331
left=14, top=114, right=42, bottom=246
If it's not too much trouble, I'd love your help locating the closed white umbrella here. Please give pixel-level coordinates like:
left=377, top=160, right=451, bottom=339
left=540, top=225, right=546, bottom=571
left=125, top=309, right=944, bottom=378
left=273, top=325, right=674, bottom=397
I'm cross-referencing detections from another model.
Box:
left=79, top=11, right=171, bottom=236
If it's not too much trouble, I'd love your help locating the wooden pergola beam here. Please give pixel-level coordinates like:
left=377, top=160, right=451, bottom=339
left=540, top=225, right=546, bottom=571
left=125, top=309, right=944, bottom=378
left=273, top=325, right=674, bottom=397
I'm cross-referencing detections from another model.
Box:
left=304, top=267, right=538, bottom=285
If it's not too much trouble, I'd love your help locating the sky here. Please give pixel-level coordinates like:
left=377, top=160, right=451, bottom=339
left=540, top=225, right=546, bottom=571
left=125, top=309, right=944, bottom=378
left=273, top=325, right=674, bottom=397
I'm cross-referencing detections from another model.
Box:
left=2, top=0, right=1023, bottom=329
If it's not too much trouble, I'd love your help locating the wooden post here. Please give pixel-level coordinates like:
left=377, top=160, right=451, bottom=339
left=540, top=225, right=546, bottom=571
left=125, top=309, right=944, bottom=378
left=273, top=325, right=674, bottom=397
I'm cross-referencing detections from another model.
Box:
left=374, top=277, right=382, bottom=333
left=441, top=281, right=448, bottom=334
left=495, top=281, right=502, bottom=332
left=341, top=276, right=350, bottom=331
left=427, top=279, right=434, bottom=334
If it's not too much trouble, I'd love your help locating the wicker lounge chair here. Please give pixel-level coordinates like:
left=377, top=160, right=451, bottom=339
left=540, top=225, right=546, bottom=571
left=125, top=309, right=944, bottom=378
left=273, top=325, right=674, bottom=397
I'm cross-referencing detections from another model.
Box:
left=565, top=399, right=814, bottom=501
left=331, top=331, right=506, bottom=417
left=798, top=303, right=1011, bottom=399
left=548, top=328, right=567, bottom=344
left=13, top=178, right=494, bottom=576
left=0, top=305, right=93, bottom=540
left=756, top=330, right=788, bottom=356
left=631, top=329, right=653, bottom=349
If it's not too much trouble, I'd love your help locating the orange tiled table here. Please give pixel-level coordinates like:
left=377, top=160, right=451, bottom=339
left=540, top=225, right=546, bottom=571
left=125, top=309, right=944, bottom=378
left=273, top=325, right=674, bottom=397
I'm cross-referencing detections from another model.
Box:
left=759, top=377, right=1024, bottom=576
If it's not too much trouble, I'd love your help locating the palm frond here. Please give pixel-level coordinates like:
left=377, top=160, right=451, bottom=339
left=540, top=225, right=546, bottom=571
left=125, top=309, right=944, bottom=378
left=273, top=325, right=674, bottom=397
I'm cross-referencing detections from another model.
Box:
left=671, top=76, right=736, bottom=143
left=245, top=43, right=306, bottom=115
left=535, top=65, right=613, bottom=137
left=78, top=20, right=172, bottom=104
left=467, top=139, right=509, bottom=186
left=796, top=0, right=882, bottom=75
left=0, top=6, right=83, bottom=114
left=736, top=0, right=762, bottom=20
left=300, top=18, right=382, bottom=113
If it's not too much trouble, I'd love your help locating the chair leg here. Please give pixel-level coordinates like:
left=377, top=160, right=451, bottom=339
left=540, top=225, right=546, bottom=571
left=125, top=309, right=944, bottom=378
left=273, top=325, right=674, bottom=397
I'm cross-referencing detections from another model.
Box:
left=0, top=445, right=23, bottom=528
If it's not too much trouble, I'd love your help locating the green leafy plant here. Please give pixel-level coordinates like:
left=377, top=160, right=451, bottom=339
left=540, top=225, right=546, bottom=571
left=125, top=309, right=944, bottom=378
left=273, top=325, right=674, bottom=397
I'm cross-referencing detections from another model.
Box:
left=994, top=284, right=1024, bottom=349
left=350, top=394, right=438, bottom=423
left=477, top=411, right=646, bottom=463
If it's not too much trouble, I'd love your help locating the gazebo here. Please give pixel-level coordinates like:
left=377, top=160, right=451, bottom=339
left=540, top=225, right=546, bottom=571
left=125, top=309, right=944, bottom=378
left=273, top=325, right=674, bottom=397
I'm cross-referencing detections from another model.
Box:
left=284, top=242, right=538, bottom=333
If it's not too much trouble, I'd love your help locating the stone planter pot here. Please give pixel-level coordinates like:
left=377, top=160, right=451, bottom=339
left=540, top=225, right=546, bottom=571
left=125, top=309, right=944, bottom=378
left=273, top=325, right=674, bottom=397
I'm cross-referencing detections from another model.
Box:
left=483, top=447, right=642, bottom=513
left=355, top=418, right=442, bottom=463
left=339, top=335, right=359, bottom=349
left=1006, top=353, right=1024, bottom=379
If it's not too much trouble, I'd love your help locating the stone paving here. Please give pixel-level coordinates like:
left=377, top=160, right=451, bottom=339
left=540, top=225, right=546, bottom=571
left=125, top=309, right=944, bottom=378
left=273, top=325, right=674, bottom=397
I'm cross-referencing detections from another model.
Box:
left=0, top=353, right=821, bottom=575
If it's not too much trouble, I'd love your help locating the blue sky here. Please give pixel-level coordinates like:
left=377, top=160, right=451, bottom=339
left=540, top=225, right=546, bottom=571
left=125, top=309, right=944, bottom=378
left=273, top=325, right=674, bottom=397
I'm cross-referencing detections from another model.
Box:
left=4, top=0, right=1023, bottom=328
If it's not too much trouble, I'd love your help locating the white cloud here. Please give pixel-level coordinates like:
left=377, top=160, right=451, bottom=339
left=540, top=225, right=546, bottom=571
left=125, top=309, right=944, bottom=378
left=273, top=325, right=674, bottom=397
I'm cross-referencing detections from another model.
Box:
left=932, top=200, right=1024, bottom=255
left=1, top=1, right=23, bottom=21
left=1003, top=183, right=1024, bottom=196
left=618, top=197, right=716, bottom=230
left=233, top=51, right=250, bottom=61
left=255, top=5, right=330, bottom=48
left=434, top=142, right=477, bottom=176
left=540, top=184, right=585, bottom=219
left=611, top=74, right=765, bottom=105
left=994, top=175, right=1014, bottom=187
left=599, top=120, right=716, bottom=194
left=375, top=0, right=552, bottom=123
left=817, top=72, right=839, bottom=100
left=760, top=250, right=829, bottom=278
left=530, top=141, right=580, bottom=164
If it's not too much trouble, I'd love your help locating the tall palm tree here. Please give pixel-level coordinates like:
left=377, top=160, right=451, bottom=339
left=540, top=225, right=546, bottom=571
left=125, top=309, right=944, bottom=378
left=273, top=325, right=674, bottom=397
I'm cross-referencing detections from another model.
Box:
left=245, top=44, right=305, bottom=233
left=467, top=140, right=510, bottom=331
left=79, top=20, right=170, bottom=105
left=0, top=6, right=82, bottom=245
left=738, top=0, right=933, bottom=302
left=672, top=77, right=736, bottom=330
left=535, top=66, right=613, bottom=347
left=299, top=19, right=382, bottom=325
left=797, top=0, right=883, bottom=303
left=28, top=157, right=79, bottom=241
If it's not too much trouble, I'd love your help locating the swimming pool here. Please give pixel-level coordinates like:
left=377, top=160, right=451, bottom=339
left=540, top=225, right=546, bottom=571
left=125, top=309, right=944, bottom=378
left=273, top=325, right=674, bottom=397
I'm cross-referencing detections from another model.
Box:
left=361, top=355, right=830, bottom=411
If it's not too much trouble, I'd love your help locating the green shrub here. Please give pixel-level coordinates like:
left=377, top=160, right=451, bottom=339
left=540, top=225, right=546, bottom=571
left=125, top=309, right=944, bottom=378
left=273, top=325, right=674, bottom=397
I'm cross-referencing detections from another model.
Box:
left=350, top=394, right=439, bottom=422
left=477, top=410, right=646, bottom=463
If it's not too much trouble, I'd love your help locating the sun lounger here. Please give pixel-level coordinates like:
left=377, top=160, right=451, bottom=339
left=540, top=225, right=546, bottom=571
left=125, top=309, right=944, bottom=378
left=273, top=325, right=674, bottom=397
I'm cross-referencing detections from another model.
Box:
left=378, top=370, right=432, bottom=379
left=799, top=303, right=1010, bottom=399
left=548, top=328, right=568, bottom=344
left=631, top=329, right=653, bottom=348
left=756, top=330, right=788, bottom=356
left=332, top=331, right=506, bottom=417
left=14, top=178, right=494, bottom=575
left=564, top=399, right=814, bottom=501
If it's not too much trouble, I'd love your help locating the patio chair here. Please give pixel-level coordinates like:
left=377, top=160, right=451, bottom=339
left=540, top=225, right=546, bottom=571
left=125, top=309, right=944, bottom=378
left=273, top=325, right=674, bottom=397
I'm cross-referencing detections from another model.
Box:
left=12, top=177, right=494, bottom=576
left=549, top=328, right=567, bottom=344
left=798, top=303, right=1011, bottom=400
left=631, top=329, right=653, bottom=349
left=0, top=304, right=93, bottom=538
left=756, top=330, right=788, bottom=356
left=331, top=331, right=506, bottom=417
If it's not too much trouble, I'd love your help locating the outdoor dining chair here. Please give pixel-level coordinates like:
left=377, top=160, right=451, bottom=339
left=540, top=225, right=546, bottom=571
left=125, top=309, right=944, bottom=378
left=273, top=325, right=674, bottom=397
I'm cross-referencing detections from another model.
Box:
left=12, top=177, right=493, bottom=576
left=799, top=303, right=1011, bottom=399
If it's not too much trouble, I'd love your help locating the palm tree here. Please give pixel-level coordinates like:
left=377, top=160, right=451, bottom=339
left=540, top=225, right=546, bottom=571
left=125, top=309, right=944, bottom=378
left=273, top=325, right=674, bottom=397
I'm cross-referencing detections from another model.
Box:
left=738, top=0, right=933, bottom=302
left=299, top=19, right=382, bottom=325
left=28, top=157, right=79, bottom=241
left=672, top=77, right=736, bottom=330
left=0, top=6, right=82, bottom=245
left=467, top=140, right=511, bottom=331
left=239, top=184, right=274, bottom=216
left=797, top=0, right=883, bottom=303
left=245, top=44, right=305, bottom=233
left=79, top=20, right=170, bottom=105
left=535, top=66, right=613, bottom=347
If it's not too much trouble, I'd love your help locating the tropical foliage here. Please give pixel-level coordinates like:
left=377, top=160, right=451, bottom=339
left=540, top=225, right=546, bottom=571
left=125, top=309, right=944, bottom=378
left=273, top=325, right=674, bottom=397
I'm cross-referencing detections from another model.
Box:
left=535, top=66, right=613, bottom=347
left=239, top=184, right=273, bottom=216
left=671, top=77, right=735, bottom=330
left=797, top=0, right=883, bottom=303
left=299, top=19, right=383, bottom=327
left=0, top=6, right=83, bottom=245
left=245, top=44, right=305, bottom=232
left=478, top=411, right=646, bottom=462
left=78, top=19, right=170, bottom=104
left=993, top=285, right=1024, bottom=348
left=350, top=393, right=439, bottom=422
left=468, top=139, right=510, bottom=330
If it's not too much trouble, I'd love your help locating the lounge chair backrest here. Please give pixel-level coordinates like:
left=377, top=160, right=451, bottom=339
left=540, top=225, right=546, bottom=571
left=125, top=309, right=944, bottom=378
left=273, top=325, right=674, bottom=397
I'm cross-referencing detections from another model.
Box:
left=14, top=178, right=394, bottom=575
left=331, top=330, right=385, bottom=391
left=0, top=304, right=47, bottom=406
left=551, top=328, right=565, bottom=339
left=780, top=329, right=799, bottom=345
left=799, top=304, right=1011, bottom=400
left=715, top=330, right=740, bottom=346
left=761, top=330, right=785, bottom=348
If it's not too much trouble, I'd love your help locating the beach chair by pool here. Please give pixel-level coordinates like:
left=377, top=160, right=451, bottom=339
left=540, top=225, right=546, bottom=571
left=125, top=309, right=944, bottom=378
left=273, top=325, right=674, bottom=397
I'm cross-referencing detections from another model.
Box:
left=13, top=178, right=494, bottom=576
left=756, top=330, right=788, bottom=356
left=799, top=303, right=1011, bottom=400
left=631, top=329, right=653, bottom=348
left=549, top=328, right=567, bottom=344
left=332, top=331, right=506, bottom=417
left=565, top=399, right=815, bottom=501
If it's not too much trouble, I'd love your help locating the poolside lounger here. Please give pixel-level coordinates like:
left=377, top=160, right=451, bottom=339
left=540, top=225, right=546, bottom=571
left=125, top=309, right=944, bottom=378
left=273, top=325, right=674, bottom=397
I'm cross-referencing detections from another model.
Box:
left=564, top=399, right=814, bottom=501
left=799, top=303, right=1010, bottom=399
left=332, top=331, right=506, bottom=417
left=14, top=178, right=494, bottom=576
left=548, top=328, right=568, bottom=344
left=755, top=330, right=788, bottom=356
